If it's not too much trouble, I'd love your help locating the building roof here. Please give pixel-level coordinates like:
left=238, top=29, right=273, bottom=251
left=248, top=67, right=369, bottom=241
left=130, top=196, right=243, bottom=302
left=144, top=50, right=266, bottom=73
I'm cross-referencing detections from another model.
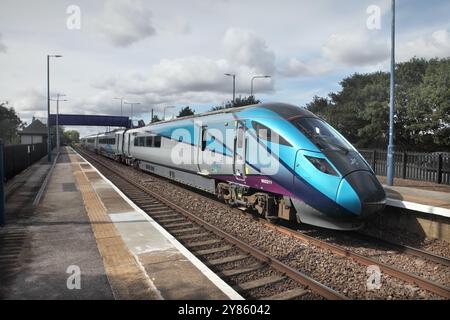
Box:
left=18, top=119, right=48, bottom=136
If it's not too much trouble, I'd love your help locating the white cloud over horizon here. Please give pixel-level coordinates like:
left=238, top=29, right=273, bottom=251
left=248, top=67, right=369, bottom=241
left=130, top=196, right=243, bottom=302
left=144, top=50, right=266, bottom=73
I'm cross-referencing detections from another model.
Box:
left=0, top=0, right=449, bottom=137
left=398, top=29, right=450, bottom=61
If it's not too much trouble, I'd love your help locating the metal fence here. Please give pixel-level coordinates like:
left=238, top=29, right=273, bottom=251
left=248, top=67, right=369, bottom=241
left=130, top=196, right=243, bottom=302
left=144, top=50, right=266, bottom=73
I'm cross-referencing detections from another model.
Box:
left=359, top=149, right=450, bottom=185
left=3, top=143, right=48, bottom=181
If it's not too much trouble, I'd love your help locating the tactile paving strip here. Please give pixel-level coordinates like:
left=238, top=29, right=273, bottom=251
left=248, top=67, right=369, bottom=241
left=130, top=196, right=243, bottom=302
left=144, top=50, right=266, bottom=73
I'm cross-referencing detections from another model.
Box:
left=71, top=162, right=160, bottom=300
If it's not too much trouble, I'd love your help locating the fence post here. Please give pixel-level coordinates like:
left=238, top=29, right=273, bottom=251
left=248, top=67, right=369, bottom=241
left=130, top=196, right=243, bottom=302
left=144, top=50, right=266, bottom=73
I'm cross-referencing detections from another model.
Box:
left=0, top=139, right=5, bottom=226
left=372, top=150, right=377, bottom=173
left=402, top=151, right=407, bottom=179
left=437, top=153, right=443, bottom=184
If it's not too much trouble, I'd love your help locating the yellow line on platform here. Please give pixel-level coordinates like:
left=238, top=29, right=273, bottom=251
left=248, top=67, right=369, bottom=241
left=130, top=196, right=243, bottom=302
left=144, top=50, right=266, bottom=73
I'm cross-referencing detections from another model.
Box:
left=71, top=160, right=158, bottom=300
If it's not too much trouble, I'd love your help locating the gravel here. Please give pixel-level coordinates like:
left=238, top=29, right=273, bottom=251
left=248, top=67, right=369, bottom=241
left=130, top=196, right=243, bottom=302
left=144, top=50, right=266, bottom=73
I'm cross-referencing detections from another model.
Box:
left=83, top=150, right=447, bottom=300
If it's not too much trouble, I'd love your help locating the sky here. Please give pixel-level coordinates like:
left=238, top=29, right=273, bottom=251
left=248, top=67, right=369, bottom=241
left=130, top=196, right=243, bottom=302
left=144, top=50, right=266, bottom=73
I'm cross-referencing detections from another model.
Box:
left=0, top=0, right=449, bottom=137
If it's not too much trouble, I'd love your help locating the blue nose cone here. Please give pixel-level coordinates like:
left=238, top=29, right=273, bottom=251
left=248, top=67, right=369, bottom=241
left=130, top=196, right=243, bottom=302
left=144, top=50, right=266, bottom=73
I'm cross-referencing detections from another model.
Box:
left=337, top=170, right=386, bottom=217
left=336, top=178, right=361, bottom=215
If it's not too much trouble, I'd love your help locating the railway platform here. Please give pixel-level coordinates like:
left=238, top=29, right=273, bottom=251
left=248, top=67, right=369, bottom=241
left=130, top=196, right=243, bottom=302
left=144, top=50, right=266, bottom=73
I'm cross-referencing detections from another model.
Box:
left=385, top=185, right=450, bottom=218
left=377, top=179, right=450, bottom=242
left=0, top=147, right=240, bottom=300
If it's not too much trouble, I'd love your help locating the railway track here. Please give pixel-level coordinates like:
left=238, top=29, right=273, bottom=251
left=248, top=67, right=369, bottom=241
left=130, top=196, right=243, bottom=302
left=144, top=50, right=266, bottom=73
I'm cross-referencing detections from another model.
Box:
left=76, top=147, right=450, bottom=299
left=351, top=232, right=450, bottom=268
left=76, top=147, right=346, bottom=300
left=262, top=223, right=450, bottom=298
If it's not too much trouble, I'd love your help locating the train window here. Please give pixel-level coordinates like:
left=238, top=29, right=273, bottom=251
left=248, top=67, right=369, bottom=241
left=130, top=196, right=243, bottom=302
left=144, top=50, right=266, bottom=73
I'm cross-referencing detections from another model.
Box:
left=291, top=118, right=353, bottom=152
left=134, top=137, right=138, bottom=146
left=209, top=136, right=216, bottom=153
left=139, top=137, right=145, bottom=146
left=252, top=121, right=292, bottom=147
left=201, top=126, right=207, bottom=151
left=100, top=138, right=115, bottom=144
left=154, top=136, right=161, bottom=148
left=145, top=136, right=153, bottom=147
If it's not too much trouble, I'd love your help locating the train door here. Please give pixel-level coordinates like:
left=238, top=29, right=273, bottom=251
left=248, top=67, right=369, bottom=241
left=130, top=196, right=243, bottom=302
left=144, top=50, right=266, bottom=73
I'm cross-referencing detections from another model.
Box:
left=95, top=137, right=99, bottom=153
left=123, top=132, right=130, bottom=157
left=233, top=121, right=246, bottom=181
left=115, top=132, right=122, bottom=156
left=127, top=133, right=131, bottom=156
left=197, top=125, right=207, bottom=173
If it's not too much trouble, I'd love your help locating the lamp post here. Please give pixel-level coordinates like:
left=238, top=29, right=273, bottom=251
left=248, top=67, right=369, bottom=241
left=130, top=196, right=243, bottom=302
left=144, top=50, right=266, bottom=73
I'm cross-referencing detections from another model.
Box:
left=114, top=97, right=125, bottom=116
left=163, top=106, right=175, bottom=120
left=250, top=75, right=271, bottom=98
left=224, top=73, right=236, bottom=106
left=47, top=54, right=62, bottom=162
left=50, top=94, right=67, bottom=153
left=124, top=102, right=140, bottom=126
left=386, top=0, right=396, bottom=186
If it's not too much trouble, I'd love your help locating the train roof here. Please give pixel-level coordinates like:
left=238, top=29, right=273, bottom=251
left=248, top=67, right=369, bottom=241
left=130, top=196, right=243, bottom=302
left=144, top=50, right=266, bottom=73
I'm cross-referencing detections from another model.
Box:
left=144, top=102, right=316, bottom=127
left=81, top=128, right=125, bottom=139
left=257, top=103, right=316, bottom=119
left=82, top=102, right=317, bottom=137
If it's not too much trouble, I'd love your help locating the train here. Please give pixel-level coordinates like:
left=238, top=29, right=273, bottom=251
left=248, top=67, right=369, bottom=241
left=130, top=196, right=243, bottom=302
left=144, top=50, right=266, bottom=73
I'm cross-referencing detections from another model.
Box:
left=81, top=102, right=386, bottom=230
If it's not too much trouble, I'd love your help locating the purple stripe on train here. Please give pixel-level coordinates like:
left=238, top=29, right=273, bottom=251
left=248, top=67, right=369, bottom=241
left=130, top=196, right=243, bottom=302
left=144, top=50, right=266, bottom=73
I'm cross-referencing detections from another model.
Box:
left=211, top=175, right=294, bottom=197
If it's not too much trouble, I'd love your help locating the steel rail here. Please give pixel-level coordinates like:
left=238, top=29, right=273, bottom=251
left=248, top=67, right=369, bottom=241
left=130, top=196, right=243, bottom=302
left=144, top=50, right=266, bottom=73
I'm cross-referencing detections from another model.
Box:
left=76, top=147, right=347, bottom=300
left=263, top=223, right=450, bottom=299
left=352, top=232, right=450, bottom=268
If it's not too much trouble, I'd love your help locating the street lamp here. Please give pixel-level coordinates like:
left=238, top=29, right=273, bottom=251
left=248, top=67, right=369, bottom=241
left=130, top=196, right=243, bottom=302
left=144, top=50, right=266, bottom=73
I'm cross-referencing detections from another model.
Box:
left=224, top=73, right=236, bottom=106
left=386, top=0, right=396, bottom=186
left=50, top=94, right=67, bottom=153
left=113, top=97, right=125, bottom=116
left=250, top=75, right=271, bottom=98
left=163, top=106, right=175, bottom=120
left=47, top=54, right=62, bottom=162
left=124, top=101, right=140, bottom=125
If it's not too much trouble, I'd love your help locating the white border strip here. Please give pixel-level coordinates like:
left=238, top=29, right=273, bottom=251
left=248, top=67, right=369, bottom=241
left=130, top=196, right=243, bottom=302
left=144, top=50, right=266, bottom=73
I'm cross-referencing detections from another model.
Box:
left=72, top=147, right=244, bottom=300
left=387, top=198, right=450, bottom=218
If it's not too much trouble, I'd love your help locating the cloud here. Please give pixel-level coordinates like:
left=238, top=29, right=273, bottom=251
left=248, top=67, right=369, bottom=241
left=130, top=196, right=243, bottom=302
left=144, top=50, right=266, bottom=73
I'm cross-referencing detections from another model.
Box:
left=280, top=28, right=450, bottom=78
left=159, top=17, right=191, bottom=35
left=92, top=28, right=275, bottom=106
left=96, top=0, right=156, bottom=47
left=223, top=28, right=276, bottom=75
left=0, top=33, right=7, bottom=53
left=279, top=57, right=332, bottom=77
left=322, top=32, right=389, bottom=66
left=398, top=29, right=450, bottom=61
left=280, top=31, right=389, bottom=77
left=14, top=89, right=46, bottom=112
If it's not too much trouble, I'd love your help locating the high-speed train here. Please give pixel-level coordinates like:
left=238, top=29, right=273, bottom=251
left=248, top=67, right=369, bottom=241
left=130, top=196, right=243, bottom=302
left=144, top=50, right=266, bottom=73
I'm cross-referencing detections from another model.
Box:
left=81, top=103, right=386, bottom=230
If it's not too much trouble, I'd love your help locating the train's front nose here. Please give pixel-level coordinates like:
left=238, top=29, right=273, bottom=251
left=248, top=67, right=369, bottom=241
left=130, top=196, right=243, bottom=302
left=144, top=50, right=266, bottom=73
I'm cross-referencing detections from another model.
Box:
left=336, top=170, right=386, bottom=218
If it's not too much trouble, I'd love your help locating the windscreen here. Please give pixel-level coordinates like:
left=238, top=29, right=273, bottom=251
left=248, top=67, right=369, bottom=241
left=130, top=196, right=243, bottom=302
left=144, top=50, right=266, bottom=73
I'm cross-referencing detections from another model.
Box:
left=291, top=117, right=354, bottom=153
left=292, top=117, right=371, bottom=175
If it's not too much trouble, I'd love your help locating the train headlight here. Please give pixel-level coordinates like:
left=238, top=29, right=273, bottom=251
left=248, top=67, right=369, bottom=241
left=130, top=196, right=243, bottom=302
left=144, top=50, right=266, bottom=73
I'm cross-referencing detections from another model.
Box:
left=305, top=156, right=338, bottom=176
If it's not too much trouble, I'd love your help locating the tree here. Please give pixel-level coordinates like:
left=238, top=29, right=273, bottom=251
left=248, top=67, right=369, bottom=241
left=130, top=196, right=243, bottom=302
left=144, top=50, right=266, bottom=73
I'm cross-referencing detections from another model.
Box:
left=50, top=125, right=65, bottom=147
left=0, top=103, right=23, bottom=144
left=177, top=106, right=195, bottom=118
left=305, top=96, right=330, bottom=117
left=304, top=57, right=450, bottom=151
left=414, top=58, right=450, bottom=149
left=209, top=95, right=260, bottom=111
left=63, top=130, right=80, bottom=145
